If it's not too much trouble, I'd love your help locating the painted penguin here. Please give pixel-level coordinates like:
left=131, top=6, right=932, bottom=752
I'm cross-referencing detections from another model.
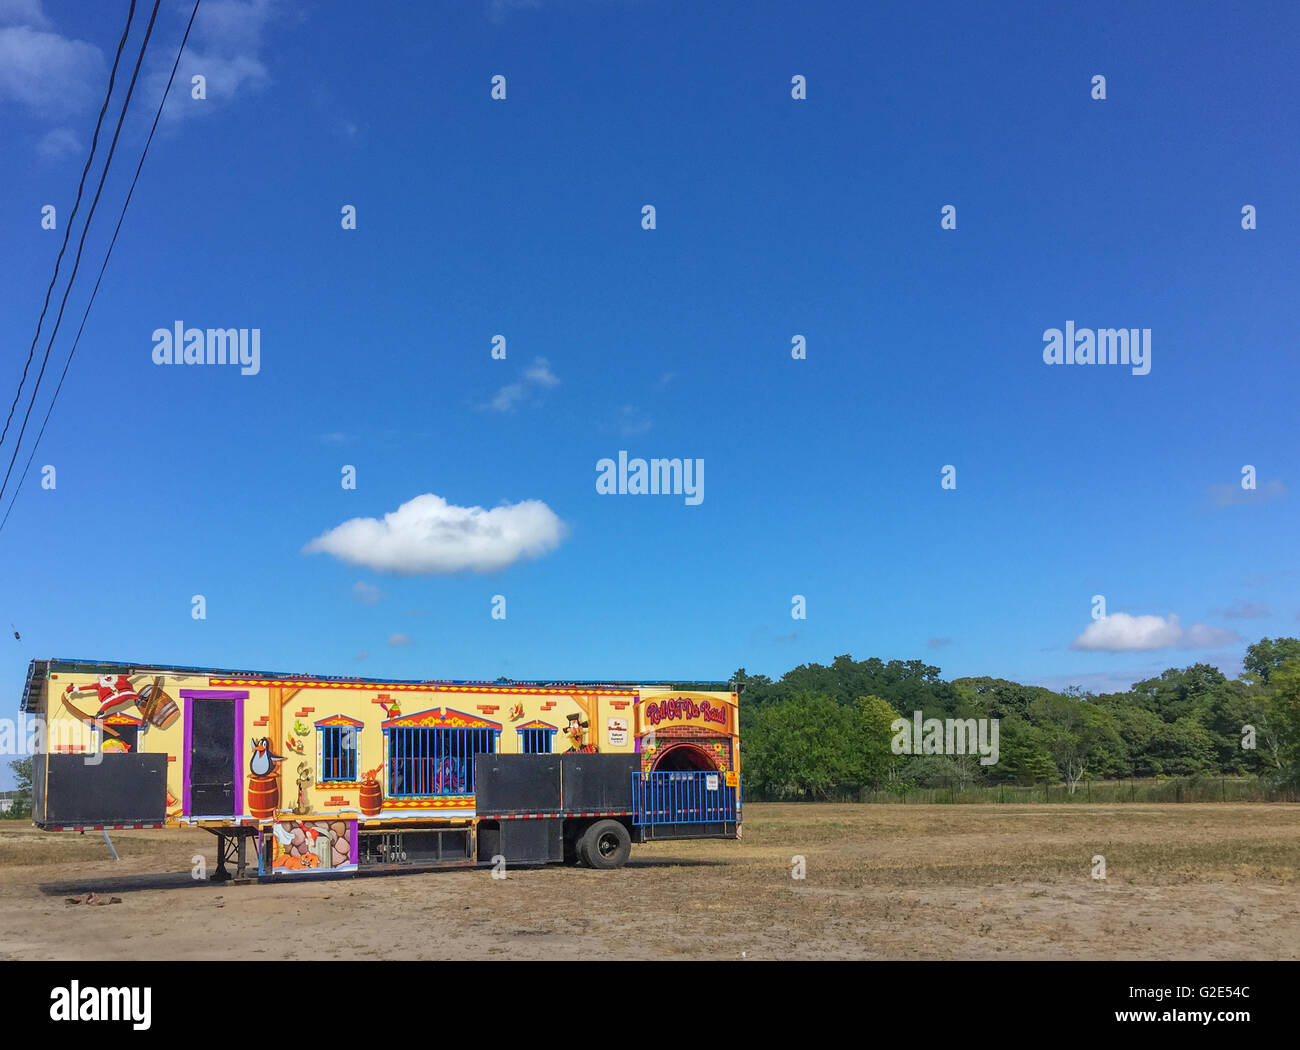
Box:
left=249, top=737, right=285, bottom=778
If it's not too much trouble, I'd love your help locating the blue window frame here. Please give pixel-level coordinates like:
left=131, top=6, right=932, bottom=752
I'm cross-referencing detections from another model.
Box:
left=318, top=725, right=358, bottom=781
left=518, top=727, right=554, bottom=754
left=387, top=726, right=497, bottom=796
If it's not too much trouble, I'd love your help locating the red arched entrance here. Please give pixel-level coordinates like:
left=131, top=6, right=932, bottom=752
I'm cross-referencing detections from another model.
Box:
left=651, top=742, right=717, bottom=772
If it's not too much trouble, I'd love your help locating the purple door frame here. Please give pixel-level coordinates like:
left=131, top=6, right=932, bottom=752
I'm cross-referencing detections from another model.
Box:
left=180, top=690, right=247, bottom=816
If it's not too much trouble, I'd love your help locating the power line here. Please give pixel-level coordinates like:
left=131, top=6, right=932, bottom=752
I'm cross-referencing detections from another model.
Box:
left=0, top=0, right=202, bottom=534
left=0, top=0, right=139, bottom=454
left=0, top=0, right=165, bottom=509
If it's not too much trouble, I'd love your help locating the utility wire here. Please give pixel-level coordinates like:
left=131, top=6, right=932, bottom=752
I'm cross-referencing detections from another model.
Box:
left=0, top=0, right=165, bottom=508
left=0, top=0, right=138, bottom=453
left=0, top=0, right=202, bottom=534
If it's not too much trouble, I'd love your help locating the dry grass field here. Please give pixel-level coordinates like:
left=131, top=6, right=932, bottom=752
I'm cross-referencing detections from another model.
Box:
left=1, top=803, right=1297, bottom=960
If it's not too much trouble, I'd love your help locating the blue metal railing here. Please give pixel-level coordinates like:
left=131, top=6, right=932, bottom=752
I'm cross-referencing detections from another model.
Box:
left=633, top=770, right=740, bottom=825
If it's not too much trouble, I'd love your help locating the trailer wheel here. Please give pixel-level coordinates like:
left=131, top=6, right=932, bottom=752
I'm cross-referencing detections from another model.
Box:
left=579, top=820, right=630, bottom=870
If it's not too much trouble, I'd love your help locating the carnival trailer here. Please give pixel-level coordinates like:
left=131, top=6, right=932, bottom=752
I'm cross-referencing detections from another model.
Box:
left=20, top=659, right=741, bottom=879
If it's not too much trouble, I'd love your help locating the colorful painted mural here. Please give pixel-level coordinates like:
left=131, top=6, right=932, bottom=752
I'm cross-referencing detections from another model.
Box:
left=25, top=661, right=741, bottom=875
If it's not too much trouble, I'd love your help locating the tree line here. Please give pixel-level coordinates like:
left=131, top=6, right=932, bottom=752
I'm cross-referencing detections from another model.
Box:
left=735, top=637, right=1300, bottom=801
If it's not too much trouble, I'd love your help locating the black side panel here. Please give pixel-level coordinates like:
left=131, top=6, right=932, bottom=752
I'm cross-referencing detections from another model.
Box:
left=190, top=698, right=234, bottom=816
left=561, top=753, right=638, bottom=813
left=43, top=754, right=167, bottom=825
left=476, top=822, right=501, bottom=860
left=484, top=818, right=561, bottom=864
left=31, top=750, right=47, bottom=823
left=473, top=754, right=561, bottom=816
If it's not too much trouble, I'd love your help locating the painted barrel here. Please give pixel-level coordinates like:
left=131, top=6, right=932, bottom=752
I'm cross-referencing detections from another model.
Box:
left=248, top=774, right=279, bottom=820
left=136, top=683, right=179, bottom=730
left=359, top=780, right=382, bottom=816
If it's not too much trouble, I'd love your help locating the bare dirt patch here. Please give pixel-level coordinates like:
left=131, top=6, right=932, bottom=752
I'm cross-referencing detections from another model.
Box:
left=1, top=804, right=1296, bottom=960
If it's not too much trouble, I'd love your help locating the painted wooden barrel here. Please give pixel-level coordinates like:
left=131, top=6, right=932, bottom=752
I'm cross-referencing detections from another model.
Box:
left=359, top=780, right=382, bottom=816
left=248, top=774, right=279, bottom=819
left=136, top=683, right=179, bottom=730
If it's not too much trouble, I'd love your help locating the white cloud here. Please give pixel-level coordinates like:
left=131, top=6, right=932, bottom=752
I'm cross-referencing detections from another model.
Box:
left=1181, top=622, right=1241, bottom=648
left=156, top=0, right=275, bottom=122
left=304, top=493, right=567, bottom=575
left=487, top=357, right=559, bottom=412
left=1070, top=612, right=1239, bottom=652
left=35, top=125, right=78, bottom=159
left=490, top=381, right=526, bottom=412
left=354, top=649, right=369, bottom=660
left=617, top=404, right=652, bottom=437
left=387, top=633, right=414, bottom=647
left=352, top=580, right=383, bottom=606
left=524, top=357, right=559, bottom=387
left=0, top=24, right=104, bottom=116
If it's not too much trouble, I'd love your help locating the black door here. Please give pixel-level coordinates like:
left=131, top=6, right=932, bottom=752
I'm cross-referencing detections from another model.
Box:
left=190, top=699, right=235, bottom=815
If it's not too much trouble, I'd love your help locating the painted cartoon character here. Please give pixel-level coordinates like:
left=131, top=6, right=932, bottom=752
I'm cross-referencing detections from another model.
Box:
left=270, top=822, right=323, bottom=869
left=63, top=674, right=141, bottom=718
left=563, top=713, right=598, bottom=753
left=292, top=762, right=313, bottom=815
left=249, top=737, right=285, bottom=778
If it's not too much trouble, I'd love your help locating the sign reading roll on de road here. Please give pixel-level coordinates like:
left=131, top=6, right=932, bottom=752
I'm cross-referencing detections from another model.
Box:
left=635, top=692, right=735, bottom=734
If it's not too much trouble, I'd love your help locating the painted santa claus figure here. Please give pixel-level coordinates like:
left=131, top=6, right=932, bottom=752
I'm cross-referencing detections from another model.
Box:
left=64, top=674, right=141, bottom=718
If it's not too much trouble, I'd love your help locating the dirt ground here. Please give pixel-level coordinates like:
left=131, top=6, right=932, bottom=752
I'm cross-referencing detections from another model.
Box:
left=1, top=803, right=1297, bottom=960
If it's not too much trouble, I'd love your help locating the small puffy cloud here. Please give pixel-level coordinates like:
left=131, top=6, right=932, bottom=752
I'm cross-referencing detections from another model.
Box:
left=387, top=633, right=414, bottom=647
left=1071, top=613, right=1239, bottom=652
left=487, top=357, right=559, bottom=412
left=355, top=649, right=369, bottom=661
left=1207, top=479, right=1286, bottom=508
left=156, top=0, right=275, bottom=122
left=927, top=637, right=952, bottom=649
left=35, top=126, right=78, bottom=159
left=0, top=24, right=104, bottom=116
left=490, top=380, right=527, bottom=412
left=352, top=580, right=383, bottom=606
left=524, top=357, right=559, bottom=387
left=617, top=405, right=652, bottom=437
left=304, top=493, right=567, bottom=575
left=1180, top=622, right=1241, bottom=648
left=1222, top=601, right=1269, bottom=619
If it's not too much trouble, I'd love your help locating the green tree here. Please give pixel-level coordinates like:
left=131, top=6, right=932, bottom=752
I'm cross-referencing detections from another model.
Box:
left=743, top=694, right=866, bottom=800
left=987, top=714, right=1058, bottom=784
left=1244, top=638, right=1300, bottom=685
left=7, top=757, right=33, bottom=820
left=1263, top=659, right=1300, bottom=788
left=1029, top=694, right=1126, bottom=791
left=856, top=694, right=904, bottom=787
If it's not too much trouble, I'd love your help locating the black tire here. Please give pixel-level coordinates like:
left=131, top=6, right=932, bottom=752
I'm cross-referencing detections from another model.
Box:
left=579, top=819, right=631, bottom=870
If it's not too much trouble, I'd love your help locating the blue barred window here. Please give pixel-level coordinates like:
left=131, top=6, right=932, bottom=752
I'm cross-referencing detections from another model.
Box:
left=518, top=727, right=554, bottom=754
left=387, top=727, right=497, bottom=796
left=319, top=725, right=358, bottom=781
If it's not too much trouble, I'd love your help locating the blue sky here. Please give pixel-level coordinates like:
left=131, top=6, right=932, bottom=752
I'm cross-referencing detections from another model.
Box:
left=1, top=0, right=1298, bottom=786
